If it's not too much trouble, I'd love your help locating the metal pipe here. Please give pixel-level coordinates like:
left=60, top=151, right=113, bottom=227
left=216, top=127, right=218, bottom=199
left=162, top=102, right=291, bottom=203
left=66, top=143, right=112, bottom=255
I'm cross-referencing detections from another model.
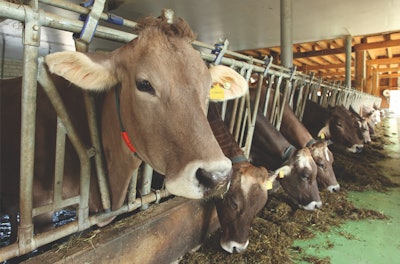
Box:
left=280, top=0, right=293, bottom=68
left=140, top=163, right=153, bottom=210
left=0, top=1, right=136, bottom=43
left=53, top=118, right=67, bottom=205
left=37, top=58, right=91, bottom=231
left=18, top=4, right=42, bottom=255
left=39, top=0, right=137, bottom=28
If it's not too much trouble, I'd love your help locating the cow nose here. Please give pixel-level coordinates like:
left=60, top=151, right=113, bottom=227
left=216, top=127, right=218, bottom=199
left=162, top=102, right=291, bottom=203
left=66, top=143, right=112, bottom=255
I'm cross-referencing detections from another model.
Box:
left=302, top=200, right=323, bottom=210
left=327, top=184, right=340, bottom=193
left=356, top=145, right=363, bottom=153
left=196, top=167, right=231, bottom=197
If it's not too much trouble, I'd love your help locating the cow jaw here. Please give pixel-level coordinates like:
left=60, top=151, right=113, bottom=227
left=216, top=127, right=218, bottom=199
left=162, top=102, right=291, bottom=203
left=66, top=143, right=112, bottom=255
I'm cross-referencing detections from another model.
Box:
left=165, top=159, right=232, bottom=199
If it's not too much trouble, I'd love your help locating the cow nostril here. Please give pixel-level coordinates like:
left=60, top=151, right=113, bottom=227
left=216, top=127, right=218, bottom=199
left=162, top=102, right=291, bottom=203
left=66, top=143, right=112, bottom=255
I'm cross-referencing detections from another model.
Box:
left=196, top=168, right=214, bottom=188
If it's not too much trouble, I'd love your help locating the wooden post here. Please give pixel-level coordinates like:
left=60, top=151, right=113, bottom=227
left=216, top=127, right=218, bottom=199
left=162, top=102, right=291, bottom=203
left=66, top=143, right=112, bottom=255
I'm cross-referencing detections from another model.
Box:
left=355, top=50, right=366, bottom=92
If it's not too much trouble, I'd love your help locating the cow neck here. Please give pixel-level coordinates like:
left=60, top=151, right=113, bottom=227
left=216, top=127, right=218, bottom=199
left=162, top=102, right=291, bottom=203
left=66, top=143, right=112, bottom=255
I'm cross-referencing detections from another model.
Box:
left=306, top=138, right=317, bottom=147
left=282, top=144, right=295, bottom=162
left=207, top=103, right=248, bottom=166
left=115, top=86, right=137, bottom=153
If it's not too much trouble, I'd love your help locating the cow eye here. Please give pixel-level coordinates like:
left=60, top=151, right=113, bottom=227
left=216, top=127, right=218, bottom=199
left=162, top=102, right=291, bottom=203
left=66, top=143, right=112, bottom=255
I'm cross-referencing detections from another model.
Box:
left=227, top=197, right=238, bottom=210
left=302, top=173, right=310, bottom=181
left=317, top=162, right=325, bottom=169
left=336, top=122, right=343, bottom=127
left=136, top=79, right=155, bottom=95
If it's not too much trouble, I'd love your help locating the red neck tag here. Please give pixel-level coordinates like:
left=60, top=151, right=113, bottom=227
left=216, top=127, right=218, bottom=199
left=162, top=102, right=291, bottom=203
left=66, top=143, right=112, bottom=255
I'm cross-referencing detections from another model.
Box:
left=121, top=131, right=137, bottom=153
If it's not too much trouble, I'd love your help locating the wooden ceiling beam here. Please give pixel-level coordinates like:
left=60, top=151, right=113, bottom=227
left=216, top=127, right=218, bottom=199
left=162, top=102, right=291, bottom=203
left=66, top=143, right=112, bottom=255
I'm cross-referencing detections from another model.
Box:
left=379, top=73, right=400, bottom=78
left=354, top=39, right=400, bottom=51
left=367, top=57, right=400, bottom=65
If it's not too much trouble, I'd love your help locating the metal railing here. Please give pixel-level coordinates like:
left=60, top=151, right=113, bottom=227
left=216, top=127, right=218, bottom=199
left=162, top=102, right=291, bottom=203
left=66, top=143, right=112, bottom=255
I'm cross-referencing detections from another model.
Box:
left=0, top=0, right=381, bottom=261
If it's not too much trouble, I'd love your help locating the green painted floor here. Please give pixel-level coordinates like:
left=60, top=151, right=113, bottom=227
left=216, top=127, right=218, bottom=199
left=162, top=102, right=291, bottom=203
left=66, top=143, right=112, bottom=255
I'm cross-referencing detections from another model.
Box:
left=294, top=114, right=400, bottom=264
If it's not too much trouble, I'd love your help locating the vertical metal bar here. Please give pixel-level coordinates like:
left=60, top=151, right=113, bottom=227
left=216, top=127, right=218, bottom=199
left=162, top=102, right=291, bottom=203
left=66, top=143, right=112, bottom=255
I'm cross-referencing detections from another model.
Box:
left=74, top=36, right=111, bottom=213
left=140, top=163, right=153, bottom=211
left=18, top=3, right=41, bottom=254
left=53, top=118, right=67, bottom=205
left=262, top=74, right=275, bottom=117
left=83, top=93, right=111, bottom=212
left=280, top=0, right=293, bottom=68
left=128, top=168, right=139, bottom=206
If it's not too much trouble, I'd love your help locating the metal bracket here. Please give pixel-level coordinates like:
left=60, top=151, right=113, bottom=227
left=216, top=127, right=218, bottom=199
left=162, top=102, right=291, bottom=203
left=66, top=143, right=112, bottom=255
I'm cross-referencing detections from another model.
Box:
left=289, top=66, right=297, bottom=82
left=75, top=0, right=106, bottom=44
left=23, top=6, right=44, bottom=47
left=263, top=55, right=273, bottom=77
left=212, top=38, right=229, bottom=65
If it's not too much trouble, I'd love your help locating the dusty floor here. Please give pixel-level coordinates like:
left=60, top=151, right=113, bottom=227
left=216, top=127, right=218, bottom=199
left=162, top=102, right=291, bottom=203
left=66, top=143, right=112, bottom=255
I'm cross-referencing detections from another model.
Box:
left=179, top=113, right=400, bottom=264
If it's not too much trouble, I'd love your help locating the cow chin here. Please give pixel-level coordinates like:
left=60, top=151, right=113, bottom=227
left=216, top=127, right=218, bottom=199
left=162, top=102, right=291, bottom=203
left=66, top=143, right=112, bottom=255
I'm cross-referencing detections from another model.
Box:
left=164, top=159, right=232, bottom=199
left=220, top=239, right=249, bottom=254
left=346, top=144, right=364, bottom=153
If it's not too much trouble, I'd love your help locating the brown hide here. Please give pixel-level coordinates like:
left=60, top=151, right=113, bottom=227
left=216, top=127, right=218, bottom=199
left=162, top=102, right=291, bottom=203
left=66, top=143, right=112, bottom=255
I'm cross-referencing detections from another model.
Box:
left=302, top=100, right=364, bottom=153
left=208, top=103, right=269, bottom=253
left=251, top=113, right=322, bottom=210
left=279, top=102, right=339, bottom=191
left=249, top=88, right=339, bottom=191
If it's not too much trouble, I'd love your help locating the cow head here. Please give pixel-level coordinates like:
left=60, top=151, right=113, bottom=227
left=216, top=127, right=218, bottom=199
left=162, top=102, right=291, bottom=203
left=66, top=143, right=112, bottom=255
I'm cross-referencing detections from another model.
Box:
left=44, top=14, right=248, bottom=203
left=278, top=148, right=322, bottom=210
left=349, top=106, right=371, bottom=143
left=215, top=164, right=271, bottom=254
left=307, top=140, right=340, bottom=192
left=318, top=105, right=364, bottom=153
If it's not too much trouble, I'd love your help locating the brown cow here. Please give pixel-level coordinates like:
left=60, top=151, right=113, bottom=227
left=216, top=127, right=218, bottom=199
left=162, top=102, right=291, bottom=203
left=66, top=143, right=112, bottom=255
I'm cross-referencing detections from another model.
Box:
left=279, top=103, right=340, bottom=192
left=302, top=100, right=364, bottom=153
left=208, top=103, right=278, bottom=254
left=0, top=14, right=248, bottom=238
left=251, top=113, right=322, bottom=210
left=349, top=106, right=372, bottom=143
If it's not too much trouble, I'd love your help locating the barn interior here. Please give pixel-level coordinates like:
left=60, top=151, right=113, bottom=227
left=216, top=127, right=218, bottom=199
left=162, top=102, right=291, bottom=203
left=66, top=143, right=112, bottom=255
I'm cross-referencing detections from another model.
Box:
left=1, top=0, right=400, bottom=263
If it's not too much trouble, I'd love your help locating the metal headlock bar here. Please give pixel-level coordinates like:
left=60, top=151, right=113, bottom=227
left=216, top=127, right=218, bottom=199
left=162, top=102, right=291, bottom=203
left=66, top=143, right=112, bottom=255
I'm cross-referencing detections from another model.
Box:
left=0, top=0, right=381, bottom=261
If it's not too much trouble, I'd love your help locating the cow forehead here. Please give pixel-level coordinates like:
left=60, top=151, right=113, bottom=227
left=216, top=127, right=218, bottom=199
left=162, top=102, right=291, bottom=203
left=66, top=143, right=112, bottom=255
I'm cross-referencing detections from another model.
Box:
left=312, top=145, right=331, bottom=163
left=120, top=33, right=211, bottom=92
left=294, top=149, right=314, bottom=170
left=239, top=167, right=266, bottom=197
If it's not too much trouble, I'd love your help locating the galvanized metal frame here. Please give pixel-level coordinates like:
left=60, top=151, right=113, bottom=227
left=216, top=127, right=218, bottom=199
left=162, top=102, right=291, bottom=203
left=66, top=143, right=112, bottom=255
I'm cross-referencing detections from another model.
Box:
left=0, top=0, right=381, bottom=261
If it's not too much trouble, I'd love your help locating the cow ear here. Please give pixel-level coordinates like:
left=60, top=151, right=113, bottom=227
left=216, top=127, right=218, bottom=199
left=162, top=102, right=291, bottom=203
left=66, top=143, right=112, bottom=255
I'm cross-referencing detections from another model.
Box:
left=317, top=125, right=331, bottom=140
left=264, top=165, right=291, bottom=192
left=45, top=51, right=118, bottom=91
left=208, top=65, right=248, bottom=101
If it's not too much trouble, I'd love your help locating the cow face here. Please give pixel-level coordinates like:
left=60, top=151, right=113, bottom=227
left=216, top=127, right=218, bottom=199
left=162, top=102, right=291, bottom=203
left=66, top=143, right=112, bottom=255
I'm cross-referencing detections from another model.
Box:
left=215, top=164, right=270, bottom=253
left=278, top=148, right=322, bottom=210
left=44, top=16, right=248, bottom=203
left=308, top=140, right=340, bottom=192
left=318, top=106, right=364, bottom=153
left=348, top=106, right=371, bottom=144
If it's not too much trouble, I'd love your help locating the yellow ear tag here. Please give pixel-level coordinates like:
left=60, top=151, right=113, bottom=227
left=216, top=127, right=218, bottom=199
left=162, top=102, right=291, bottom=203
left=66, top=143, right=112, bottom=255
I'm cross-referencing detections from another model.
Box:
left=266, top=180, right=273, bottom=190
left=210, top=83, right=225, bottom=100
left=320, top=132, right=325, bottom=140
left=279, top=169, right=285, bottom=179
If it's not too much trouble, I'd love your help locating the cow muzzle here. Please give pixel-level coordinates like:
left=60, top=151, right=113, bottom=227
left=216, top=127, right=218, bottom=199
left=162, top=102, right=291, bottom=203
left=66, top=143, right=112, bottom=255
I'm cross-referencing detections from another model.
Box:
left=327, top=184, right=340, bottom=193
left=347, top=144, right=364, bottom=153
left=164, top=158, right=232, bottom=199
left=301, top=200, right=323, bottom=210
left=220, top=239, right=249, bottom=254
